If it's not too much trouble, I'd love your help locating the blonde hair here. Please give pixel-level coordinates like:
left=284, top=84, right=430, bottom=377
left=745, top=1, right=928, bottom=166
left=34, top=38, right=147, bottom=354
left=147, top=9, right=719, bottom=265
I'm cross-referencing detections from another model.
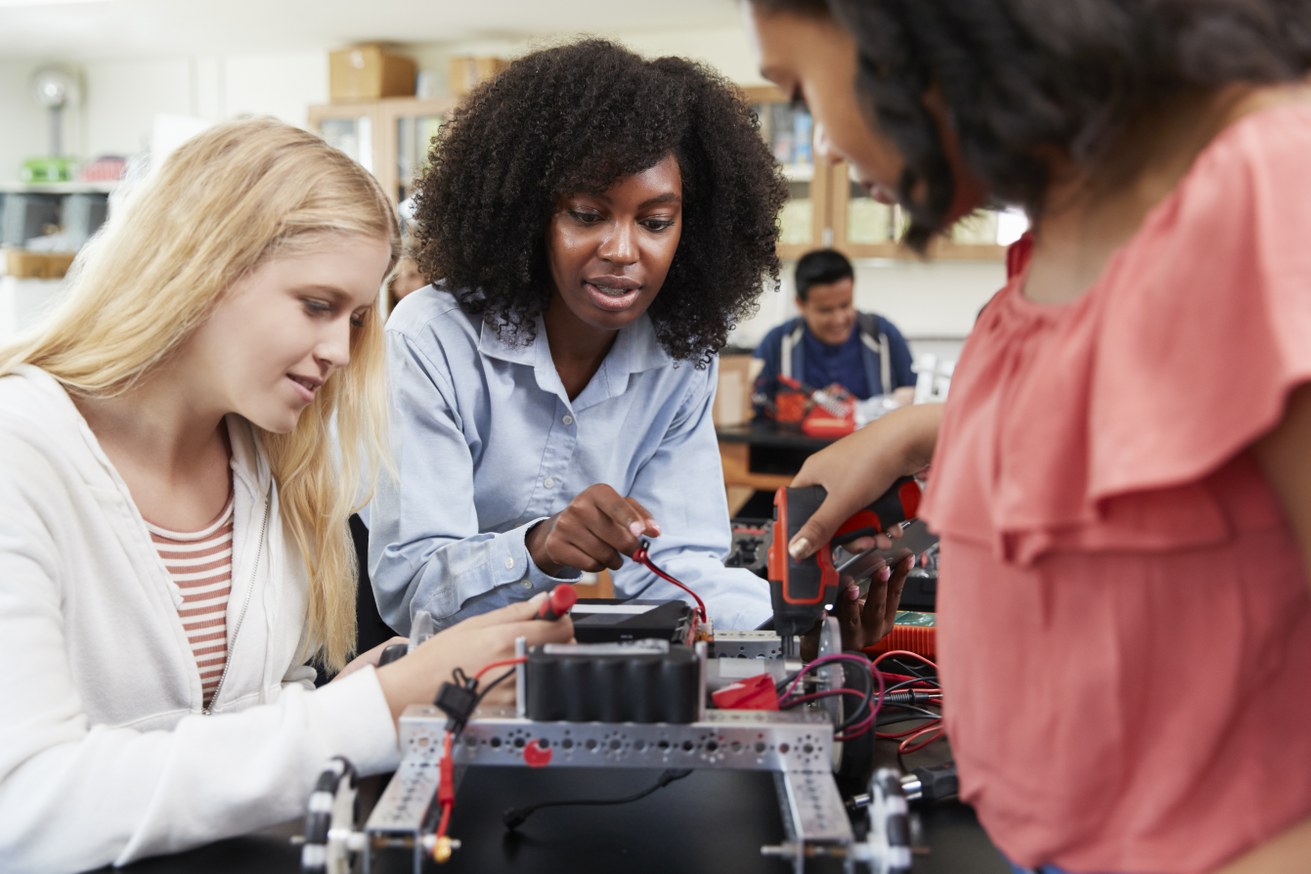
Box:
left=1, top=116, right=400, bottom=671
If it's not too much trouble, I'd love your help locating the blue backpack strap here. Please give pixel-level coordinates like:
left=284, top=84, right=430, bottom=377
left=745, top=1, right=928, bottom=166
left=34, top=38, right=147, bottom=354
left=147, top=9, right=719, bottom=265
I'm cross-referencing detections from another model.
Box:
left=856, top=312, right=890, bottom=395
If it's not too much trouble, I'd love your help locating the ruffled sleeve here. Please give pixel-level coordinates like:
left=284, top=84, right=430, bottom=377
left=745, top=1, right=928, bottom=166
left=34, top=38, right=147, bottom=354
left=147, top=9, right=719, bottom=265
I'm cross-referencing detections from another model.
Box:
left=922, top=102, right=1311, bottom=564
left=1087, top=104, right=1311, bottom=500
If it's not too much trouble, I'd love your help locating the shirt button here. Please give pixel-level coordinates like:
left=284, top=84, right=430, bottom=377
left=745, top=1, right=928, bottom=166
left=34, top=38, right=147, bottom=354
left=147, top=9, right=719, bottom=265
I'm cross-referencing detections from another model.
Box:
left=562, top=414, right=573, bottom=425
left=504, top=557, right=515, bottom=569
left=543, top=477, right=555, bottom=489
left=521, top=580, right=533, bottom=589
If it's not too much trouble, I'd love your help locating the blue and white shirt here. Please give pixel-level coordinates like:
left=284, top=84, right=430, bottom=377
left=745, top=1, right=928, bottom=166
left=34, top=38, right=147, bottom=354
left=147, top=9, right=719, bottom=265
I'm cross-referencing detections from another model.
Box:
left=368, top=287, right=772, bottom=635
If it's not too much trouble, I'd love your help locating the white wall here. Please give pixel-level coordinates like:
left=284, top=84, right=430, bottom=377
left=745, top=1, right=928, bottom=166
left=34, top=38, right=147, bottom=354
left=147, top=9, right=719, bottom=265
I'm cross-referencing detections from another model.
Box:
left=1, top=60, right=51, bottom=177
left=223, top=52, right=328, bottom=125
left=2, top=53, right=327, bottom=176
left=82, top=58, right=193, bottom=157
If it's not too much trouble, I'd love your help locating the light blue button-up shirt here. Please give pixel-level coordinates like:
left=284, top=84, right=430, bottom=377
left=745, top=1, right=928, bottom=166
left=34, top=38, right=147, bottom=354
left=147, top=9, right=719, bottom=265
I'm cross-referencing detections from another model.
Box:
left=368, top=287, right=773, bottom=635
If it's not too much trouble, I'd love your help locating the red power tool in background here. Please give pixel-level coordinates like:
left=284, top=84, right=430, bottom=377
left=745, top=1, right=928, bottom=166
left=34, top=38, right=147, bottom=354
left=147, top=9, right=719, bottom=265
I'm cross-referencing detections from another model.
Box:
left=769, top=375, right=858, bottom=439
left=766, top=476, right=924, bottom=640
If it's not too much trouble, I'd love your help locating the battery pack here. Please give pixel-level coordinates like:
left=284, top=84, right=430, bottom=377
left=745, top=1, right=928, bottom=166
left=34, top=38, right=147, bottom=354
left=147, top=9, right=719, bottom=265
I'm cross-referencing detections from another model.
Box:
left=524, top=641, right=700, bottom=723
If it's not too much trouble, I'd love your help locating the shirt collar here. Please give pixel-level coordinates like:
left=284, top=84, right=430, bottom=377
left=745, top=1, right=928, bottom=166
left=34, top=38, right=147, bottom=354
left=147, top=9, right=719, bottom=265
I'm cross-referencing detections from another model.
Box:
left=476, top=310, right=673, bottom=376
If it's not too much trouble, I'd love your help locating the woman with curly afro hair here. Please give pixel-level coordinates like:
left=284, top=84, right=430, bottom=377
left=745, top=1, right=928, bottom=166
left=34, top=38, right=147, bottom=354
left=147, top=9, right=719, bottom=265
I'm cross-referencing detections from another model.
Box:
left=368, top=38, right=789, bottom=635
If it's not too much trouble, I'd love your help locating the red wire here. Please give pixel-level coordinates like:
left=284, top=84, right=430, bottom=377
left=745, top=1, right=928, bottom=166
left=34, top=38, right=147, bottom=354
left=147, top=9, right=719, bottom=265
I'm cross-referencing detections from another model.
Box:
left=897, top=723, right=945, bottom=755
left=436, top=803, right=452, bottom=842
left=868, top=651, right=943, bottom=746
left=435, top=657, right=528, bottom=856
left=473, top=656, right=526, bottom=683
left=876, top=717, right=942, bottom=740
left=779, top=653, right=889, bottom=741
left=632, top=541, right=707, bottom=623
left=878, top=671, right=938, bottom=688
left=872, top=649, right=939, bottom=673
left=434, top=731, right=455, bottom=853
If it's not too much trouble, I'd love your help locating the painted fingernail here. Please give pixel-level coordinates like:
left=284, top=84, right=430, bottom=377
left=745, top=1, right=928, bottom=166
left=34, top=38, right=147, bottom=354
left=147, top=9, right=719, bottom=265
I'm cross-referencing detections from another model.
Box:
left=647, top=519, right=661, bottom=534
left=789, top=537, right=811, bottom=560
left=905, top=554, right=917, bottom=569
left=844, top=584, right=861, bottom=601
left=629, top=521, right=645, bottom=536
left=877, top=566, right=892, bottom=582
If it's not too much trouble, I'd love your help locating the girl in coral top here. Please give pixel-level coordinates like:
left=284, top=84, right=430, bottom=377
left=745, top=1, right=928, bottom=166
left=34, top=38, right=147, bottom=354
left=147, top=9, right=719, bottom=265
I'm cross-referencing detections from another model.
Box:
left=744, top=1, right=1311, bottom=872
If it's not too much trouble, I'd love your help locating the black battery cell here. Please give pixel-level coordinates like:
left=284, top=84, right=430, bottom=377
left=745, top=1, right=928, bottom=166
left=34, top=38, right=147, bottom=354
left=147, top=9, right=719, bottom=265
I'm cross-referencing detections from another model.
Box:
left=523, top=641, right=699, bottom=724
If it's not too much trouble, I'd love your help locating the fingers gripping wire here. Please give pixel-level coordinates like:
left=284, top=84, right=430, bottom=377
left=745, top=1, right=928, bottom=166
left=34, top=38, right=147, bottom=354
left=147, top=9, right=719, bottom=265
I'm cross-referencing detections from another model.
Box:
left=631, top=537, right=707, bottom=623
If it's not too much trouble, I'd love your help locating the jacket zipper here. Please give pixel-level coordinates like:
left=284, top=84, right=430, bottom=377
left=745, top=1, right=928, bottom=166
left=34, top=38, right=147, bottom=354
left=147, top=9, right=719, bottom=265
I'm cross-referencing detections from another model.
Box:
left=203, top=491, right=271, bottom=715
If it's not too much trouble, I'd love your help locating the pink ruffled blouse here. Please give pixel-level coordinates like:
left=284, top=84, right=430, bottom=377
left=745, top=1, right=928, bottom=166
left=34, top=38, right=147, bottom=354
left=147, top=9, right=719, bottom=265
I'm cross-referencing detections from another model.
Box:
left=920, top=100, right=1311, bottom=873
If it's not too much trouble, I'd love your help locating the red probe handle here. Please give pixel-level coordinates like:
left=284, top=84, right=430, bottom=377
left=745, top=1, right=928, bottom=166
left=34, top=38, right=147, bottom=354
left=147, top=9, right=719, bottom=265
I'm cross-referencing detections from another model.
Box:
left=535, top=584, right=577, bottom=621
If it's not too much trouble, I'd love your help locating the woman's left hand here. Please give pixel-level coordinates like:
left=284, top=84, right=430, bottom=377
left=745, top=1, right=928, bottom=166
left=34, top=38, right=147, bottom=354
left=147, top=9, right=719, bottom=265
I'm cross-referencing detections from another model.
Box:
left=831, top=554, right=915, bottom=651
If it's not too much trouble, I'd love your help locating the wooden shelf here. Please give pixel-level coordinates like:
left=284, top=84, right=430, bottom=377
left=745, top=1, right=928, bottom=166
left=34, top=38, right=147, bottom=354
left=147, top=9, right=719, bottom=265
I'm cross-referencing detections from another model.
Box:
left=740, top=84, right=1008, bottom=263
left=0, top=181, right=116, bottom=195
left=308, top=95, right=458, bottom=208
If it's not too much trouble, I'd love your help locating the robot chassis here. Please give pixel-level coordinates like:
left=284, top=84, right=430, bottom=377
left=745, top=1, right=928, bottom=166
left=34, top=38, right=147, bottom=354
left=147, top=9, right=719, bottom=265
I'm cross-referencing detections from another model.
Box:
left=302, top=621, right=914, bottom=874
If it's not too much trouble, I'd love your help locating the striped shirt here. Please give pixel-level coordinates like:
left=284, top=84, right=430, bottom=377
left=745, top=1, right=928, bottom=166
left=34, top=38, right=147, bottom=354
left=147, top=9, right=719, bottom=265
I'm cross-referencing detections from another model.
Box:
left=147, top=496, right=234, bottom=709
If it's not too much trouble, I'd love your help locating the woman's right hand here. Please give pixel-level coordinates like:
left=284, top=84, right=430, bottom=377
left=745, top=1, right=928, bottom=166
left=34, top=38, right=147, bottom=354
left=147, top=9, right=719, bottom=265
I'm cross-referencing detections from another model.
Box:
left=374, top=594, right=574, bottom=722
left=787, top=402, right=944, bottom=561
left=525, top=483, right=661, bottom=575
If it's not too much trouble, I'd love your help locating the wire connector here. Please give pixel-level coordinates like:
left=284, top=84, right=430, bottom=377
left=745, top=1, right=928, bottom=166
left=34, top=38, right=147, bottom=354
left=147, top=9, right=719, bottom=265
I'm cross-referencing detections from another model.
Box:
left=434, top=681, right=478, bottom=734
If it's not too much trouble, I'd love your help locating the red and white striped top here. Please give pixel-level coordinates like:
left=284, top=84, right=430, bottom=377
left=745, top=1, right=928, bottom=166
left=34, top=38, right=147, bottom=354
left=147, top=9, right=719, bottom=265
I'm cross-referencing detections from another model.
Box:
left=147, top=497, right=234, bottom=709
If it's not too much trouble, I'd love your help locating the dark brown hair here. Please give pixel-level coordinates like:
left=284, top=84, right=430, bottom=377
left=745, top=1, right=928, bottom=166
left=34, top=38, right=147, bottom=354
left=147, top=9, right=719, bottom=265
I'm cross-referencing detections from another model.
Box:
left=752, top=0, right=1311, bottom=250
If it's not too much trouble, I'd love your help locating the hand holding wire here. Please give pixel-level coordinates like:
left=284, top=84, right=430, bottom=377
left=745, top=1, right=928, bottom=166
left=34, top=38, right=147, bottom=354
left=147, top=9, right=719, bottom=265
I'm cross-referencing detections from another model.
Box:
left=534, top=584, right=577, bottom=621
left=525, top=483, right=660, bottom=575
left=631, top=537, right=708, bottom=623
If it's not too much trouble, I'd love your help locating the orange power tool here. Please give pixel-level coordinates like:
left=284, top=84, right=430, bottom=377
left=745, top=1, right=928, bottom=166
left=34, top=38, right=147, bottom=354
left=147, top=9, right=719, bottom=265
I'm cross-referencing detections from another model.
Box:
left=766, top=476, right=923, bottom=639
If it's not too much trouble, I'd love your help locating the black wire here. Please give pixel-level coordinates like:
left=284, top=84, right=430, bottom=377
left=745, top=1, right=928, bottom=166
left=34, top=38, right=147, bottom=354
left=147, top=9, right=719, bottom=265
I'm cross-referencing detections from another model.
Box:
left=876, top=706, right=944, bottom=724
left=883, top=674, right=941, bottom=691
left=502, top=769, right=694, bottom=831
left=879, top=655, right=938, bottom=681
left=838, top=660, right=875, bottom=730
left=471, top=668, right=518, bottom=710
left=776, top=654, right=878, bottom=733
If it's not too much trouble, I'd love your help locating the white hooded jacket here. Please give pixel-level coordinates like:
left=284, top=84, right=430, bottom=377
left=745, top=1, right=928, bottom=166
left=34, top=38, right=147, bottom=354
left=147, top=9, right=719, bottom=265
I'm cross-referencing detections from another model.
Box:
left=0, top=365, right=399, bottom=872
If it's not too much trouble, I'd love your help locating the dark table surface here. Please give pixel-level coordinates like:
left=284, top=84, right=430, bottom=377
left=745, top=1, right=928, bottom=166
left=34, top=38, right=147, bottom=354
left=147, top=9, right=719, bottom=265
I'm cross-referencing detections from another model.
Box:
left=101, top=748, right=1009, bottom=874
left=716, top=421, right=839, bottom=452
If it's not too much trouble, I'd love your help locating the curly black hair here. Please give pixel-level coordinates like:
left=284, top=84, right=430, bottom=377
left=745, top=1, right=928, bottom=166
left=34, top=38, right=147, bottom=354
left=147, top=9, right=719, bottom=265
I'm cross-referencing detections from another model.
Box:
left=412, top=39, right=788, bottom=366
left=754, top=0, right=1311, bottom=251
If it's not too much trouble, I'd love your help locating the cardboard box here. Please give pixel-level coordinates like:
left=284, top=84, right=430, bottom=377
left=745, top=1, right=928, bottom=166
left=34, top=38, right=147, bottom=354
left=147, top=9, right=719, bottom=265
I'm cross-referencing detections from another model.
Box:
left=329, top=44, right=417, bottom=101
left=4, top=248, right=76, bottom=279
left=448, top=55, right=509, bottom=97
left=714, top=353, right=763, bottom=427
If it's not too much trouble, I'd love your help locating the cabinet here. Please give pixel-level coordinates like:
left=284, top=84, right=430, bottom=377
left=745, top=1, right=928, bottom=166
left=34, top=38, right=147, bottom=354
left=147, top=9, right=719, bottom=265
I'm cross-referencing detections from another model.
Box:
left=0, top=180, right=114, bottom=279
left=311, top=89, right=1018, bottom=262
left=743, top=85, right=1011, bottom=262
left=308, top=97, right=457, bottom=208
